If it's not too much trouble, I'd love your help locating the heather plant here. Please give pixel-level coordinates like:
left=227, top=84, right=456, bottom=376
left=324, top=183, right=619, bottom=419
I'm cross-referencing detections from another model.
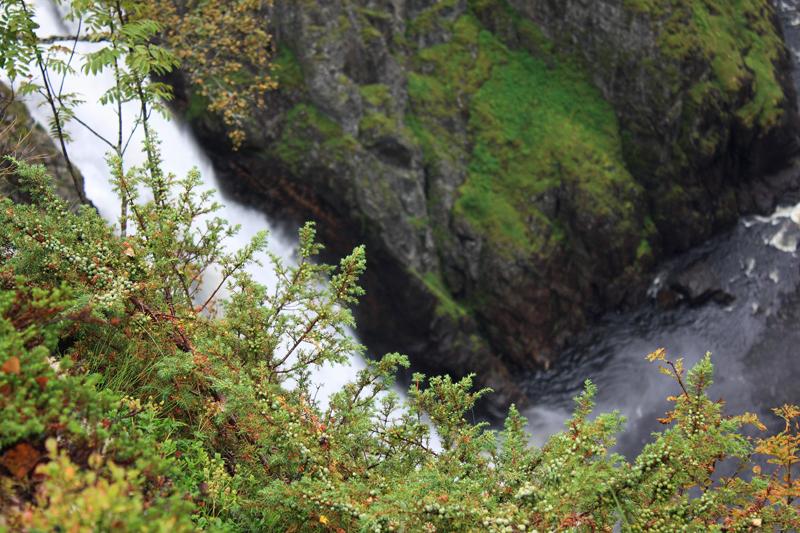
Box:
left=2, top=1, right=800, bottom=531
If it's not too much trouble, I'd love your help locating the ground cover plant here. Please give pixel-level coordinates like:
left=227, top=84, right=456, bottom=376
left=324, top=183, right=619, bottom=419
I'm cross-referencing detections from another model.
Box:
left=1, top=1, right=800, bottom=531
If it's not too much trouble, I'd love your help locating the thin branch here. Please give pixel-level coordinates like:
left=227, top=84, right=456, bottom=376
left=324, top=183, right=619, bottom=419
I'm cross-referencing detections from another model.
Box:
left=37, top=35, right=107, bottom=44
left=108, top=12, right=127, bottom=236
left=18, top=0, right=87, bottom=204
left=121, top=117, right=140, bottom=156
left=197, top=250, right=255, bottom=313
left=271, top=314, right=324, bottom=371
left=57, top=18, right=82, bottom=98
left=64, top=108, right=117, bottom=151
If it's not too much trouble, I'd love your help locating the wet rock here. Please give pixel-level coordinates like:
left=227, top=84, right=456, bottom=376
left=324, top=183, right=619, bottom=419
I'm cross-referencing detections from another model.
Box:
left=660, top=255, right=736, bottom=308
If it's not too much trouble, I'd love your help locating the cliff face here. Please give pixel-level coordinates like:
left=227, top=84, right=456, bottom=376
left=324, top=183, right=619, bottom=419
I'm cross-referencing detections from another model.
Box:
left=178, top=0, right=799, bottom=414
left=0, top=83, right=86, bottom=208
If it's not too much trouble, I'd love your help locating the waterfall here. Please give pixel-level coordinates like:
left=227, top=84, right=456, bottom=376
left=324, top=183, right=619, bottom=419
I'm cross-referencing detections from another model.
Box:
left=9, top=0, right=367, bottom=403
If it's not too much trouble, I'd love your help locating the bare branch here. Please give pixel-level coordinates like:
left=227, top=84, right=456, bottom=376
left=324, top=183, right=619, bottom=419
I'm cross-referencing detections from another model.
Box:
left=37, top=34, right=106, bottom=44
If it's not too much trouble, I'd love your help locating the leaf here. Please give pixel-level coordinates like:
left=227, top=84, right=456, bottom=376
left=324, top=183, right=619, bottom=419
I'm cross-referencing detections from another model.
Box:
left=740, top=412, right=767, bottom=431
left=0, top=442, right=42, bottom=479
left=645, top=348, right=667, bottom=362
left=1, top=356, right=20, bottom=375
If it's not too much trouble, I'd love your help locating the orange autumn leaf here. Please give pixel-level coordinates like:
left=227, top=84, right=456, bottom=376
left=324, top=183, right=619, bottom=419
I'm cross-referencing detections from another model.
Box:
left=35, top=376, right=48, bottom=390
left=1, top=356, right=20, bottom=375
left=0, top=443, right=42, bottom=479
left=122, top=241, right=135, bottom=257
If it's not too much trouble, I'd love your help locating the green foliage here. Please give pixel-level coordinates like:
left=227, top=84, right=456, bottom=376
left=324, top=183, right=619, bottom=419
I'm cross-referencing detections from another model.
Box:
left=3, top=153, right=800, bottom=530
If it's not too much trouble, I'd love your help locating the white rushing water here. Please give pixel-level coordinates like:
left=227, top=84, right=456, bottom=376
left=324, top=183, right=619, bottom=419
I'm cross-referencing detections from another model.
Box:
left=8, top=0, right=367, bottom=402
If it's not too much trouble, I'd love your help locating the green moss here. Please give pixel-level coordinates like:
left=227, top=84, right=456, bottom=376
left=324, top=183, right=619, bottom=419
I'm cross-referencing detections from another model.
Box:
left=273, top=46, right=305, bottom=92
left=404, top=16, right=496, bottom=166
left=356, top=6, right=392, bottom=23
left=274, top=104, right=358, bottom=171
left=359, top=84, right=392, bottom=109
left=406, top=0, right=462, bottom=43
left=403, top=11, right=645, bottom=257
left=469, top=0, right=555, bottom=57
left=414, top=16, right=498, bottom=97
left=459, top=45, right=640, bottom=253
left=359, top=111, right=396, bottom=138
left=627, top=0, right=785, bottom=129
left=414, top=271, right=468, bottom=319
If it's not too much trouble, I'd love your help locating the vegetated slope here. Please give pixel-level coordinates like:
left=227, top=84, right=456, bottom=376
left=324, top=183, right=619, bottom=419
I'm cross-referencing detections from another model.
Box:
left=1, top=160, right=800, bottom=531
left=176, top=0, right=800, bottom=413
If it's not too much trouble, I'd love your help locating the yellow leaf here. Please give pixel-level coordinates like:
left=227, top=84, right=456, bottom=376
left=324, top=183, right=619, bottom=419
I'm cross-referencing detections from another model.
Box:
left=646, top=348, right=667, bottom=362
left=122, top=241, right=135, bottom=257
left=740, top=412, right=767, bottom=431
left=319, top=515, right=329, bottom=525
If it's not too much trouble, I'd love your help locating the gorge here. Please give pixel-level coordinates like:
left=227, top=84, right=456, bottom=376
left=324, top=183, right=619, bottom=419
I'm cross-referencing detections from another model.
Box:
left=174, top=0, right=800, bottom=424
left=6, top=0, right=800, bottom=446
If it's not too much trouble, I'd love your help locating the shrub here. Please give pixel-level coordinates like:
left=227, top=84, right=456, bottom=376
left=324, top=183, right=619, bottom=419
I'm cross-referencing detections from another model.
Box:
left=0, top=158, right=799, bottom=531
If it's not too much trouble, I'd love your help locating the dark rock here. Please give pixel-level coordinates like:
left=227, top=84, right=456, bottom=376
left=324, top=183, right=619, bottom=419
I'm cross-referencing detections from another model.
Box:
left=661, top=254, right=736, bottom=307
left=0, top=82, right=86, bottom=207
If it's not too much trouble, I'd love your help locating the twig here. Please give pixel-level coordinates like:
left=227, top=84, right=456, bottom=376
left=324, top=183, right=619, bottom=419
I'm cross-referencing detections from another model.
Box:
left=18, top=0, right=87, bottom=204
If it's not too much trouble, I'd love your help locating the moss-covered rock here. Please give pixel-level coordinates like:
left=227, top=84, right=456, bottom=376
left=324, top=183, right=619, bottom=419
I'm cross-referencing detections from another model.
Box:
left=509, top=0, right=799, bottom=251
left=0, top=82, right=86, bottom=208
left=174, top=0, right=799, bottom=416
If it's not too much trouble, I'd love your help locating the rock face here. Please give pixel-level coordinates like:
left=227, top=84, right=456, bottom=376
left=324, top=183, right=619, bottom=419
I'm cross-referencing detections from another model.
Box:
left=176, top=0, right=799, bottom=415
left=0, top=82, right=86, bottom=208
